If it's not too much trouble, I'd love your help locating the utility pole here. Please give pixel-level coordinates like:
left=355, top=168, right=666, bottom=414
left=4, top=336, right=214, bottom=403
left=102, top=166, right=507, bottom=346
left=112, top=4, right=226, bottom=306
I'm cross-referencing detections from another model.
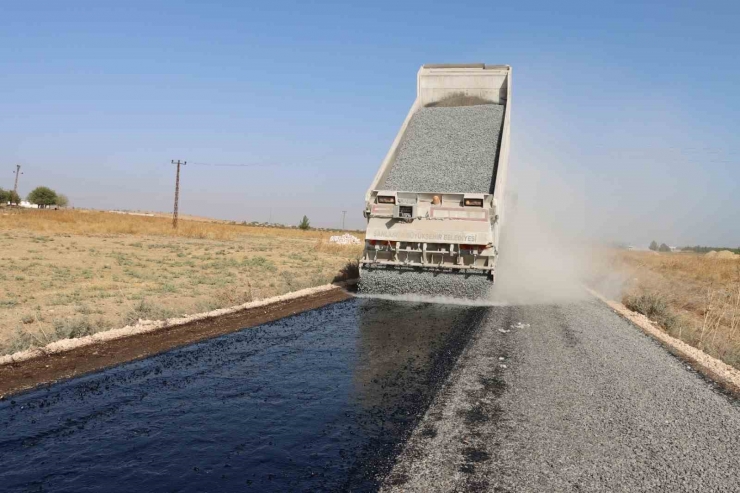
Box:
left=171, top=160, right=186, bottom=228
left=341, top=210, right=347, bottom=230
left=13, top=165, right=22, bottom=196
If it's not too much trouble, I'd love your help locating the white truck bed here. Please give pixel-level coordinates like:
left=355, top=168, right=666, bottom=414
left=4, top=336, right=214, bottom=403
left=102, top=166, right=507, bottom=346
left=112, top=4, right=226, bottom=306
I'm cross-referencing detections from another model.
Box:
left=361, top=64, right=512, bottom=281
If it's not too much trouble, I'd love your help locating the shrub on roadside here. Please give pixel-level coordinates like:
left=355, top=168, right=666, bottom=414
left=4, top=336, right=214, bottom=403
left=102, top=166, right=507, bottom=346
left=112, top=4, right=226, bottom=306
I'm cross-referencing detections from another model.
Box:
left=53, top=317, right=97, bottom=339
left=122, top=299, right=173, bottom=326
left=2, top=317, right=112, bottom=356
left=333, top=259, right=360, bottom=282
left=5, top=326, right=38, bottom=354
left=623, top=292, right=681, bottom=333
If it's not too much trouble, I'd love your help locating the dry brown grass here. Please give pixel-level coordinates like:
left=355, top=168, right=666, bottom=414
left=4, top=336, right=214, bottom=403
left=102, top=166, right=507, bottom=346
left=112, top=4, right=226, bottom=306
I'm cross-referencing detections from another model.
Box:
left=612, top=251, right=740, bottom=368
left=0, top=208, right=348, bottom=241
left=0, top=209, right=363, bottom=355
left=312, top=238, right=364, bottom=256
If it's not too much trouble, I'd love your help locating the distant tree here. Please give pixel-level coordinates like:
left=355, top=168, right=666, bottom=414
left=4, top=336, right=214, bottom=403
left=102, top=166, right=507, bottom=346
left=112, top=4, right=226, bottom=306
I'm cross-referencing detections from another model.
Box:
left=7, top=190, right=20, bottom=205
left=659, top=243, right=671, bottom=252
left=649, top=240, right=658, bottom=251
left=55, top=194, right=69, bottom=208
left=298, top=215, right=311, bottom=230
left=0, top=188, right=8, bottom=204
left=27, top=186, right=58, bottom=208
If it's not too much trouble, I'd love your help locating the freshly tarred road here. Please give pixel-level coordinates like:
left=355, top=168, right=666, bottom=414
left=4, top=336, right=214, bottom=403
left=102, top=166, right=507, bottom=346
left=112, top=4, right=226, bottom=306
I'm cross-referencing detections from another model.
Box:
left=0, top=298, right=485, bottom=492
left=0, top=288, right=351, bottom=397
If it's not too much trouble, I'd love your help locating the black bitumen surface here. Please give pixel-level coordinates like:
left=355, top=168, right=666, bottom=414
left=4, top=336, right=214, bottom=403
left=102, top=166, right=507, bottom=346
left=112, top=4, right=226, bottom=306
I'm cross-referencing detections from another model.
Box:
left=0, top=298, right=485, bottom=493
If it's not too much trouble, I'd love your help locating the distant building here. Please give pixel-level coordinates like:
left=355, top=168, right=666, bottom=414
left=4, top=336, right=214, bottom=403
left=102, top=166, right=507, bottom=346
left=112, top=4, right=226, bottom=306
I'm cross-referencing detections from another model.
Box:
left=19, top=201, right=39, bottom=209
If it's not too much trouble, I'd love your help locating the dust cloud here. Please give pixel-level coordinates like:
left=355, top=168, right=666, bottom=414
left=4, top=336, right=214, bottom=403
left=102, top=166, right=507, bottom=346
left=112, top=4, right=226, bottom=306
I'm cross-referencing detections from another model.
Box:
left=489, top=160, right=626, bottom=305
left=356, top=160, right=626, bottom=307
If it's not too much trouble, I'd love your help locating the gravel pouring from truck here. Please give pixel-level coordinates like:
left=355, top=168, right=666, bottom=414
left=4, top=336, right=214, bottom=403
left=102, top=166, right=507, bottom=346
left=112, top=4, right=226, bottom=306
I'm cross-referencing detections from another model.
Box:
left=360, top=64, right=511, bottom=289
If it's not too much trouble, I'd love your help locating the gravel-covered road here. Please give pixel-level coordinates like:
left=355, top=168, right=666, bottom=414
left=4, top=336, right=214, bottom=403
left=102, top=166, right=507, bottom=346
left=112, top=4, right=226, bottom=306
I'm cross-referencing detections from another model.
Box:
left=383, top=299, right=740, bottom=492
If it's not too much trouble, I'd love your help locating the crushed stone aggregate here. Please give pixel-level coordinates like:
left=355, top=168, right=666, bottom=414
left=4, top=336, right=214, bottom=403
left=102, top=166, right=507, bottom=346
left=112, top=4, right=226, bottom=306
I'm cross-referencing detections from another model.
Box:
left=358, top=268, right=492, bottom=300
left=380, top=104, right=505, bottom=193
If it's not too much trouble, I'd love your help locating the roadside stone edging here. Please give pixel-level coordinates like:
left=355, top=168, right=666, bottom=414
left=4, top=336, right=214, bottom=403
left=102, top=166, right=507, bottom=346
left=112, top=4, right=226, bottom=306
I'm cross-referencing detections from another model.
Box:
left=0, top=283, right=348, bottom=367
left=589, top=288, right=740, bottom=395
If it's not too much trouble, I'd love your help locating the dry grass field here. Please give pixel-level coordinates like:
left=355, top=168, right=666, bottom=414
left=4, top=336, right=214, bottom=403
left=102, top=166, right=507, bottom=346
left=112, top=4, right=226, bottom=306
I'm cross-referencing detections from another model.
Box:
left=4, top=208, right=738, bottom=372
left=0, top=209, right=362, bottom=355
left=611, top=250, right=740, bottom=368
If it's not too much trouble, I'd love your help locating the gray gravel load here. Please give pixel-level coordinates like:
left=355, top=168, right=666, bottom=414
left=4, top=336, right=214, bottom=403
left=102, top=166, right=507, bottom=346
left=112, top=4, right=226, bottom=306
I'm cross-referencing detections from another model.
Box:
left=358, top=268, right=491, bottom=300
left=380, top=104, right=505, bottom=193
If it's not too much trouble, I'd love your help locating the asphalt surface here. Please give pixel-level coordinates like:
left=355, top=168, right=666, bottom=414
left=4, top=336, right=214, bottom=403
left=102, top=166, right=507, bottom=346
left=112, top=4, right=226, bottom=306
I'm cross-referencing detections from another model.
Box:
left=2, top=297, right=740, bottom=492
left=383, top=300, right=740, bottom=492
left=0, top=298, right=486, bottom=493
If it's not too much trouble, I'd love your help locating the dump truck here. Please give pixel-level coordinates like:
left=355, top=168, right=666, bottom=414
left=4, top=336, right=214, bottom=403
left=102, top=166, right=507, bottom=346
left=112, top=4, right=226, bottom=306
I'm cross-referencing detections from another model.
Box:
left=359, top=64, right=511, bottom=297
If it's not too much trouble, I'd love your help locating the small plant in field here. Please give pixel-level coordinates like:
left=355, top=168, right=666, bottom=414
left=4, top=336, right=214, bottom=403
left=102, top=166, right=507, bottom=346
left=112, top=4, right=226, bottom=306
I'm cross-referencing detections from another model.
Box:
left=5, top=326, right=37, bottom=354
left=697, top=285, right=740, bottom=353
left=298, top=215, right=311, bottom=231
left=242, top=256, right=277, bottom=271
left=122, top=299, right=173, bottom=325
left=210, top=284, right=254, bottom=308
left=280, top=271, right=295, bottom=289
left=159, top=283, right=178, bottom=293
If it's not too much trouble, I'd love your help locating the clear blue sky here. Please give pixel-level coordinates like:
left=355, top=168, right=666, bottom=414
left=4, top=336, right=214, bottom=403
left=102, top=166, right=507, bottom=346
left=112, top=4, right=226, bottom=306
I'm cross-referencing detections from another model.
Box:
left=1, top=1, right=738, bottom=246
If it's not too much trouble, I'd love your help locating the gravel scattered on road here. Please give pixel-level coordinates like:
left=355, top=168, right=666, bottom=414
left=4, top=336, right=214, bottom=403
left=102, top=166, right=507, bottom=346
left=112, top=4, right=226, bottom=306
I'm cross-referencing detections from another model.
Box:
left=380, top=105, right=505, bottom=193
left=383, top=300, right=740, bottom=492
left=358, top=268, right=492, bottom=300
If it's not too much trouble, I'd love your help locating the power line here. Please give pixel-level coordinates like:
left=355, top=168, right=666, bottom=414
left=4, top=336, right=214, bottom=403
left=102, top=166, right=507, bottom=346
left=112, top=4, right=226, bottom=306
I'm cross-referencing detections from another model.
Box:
left=186, top=162, right=276, bottom=167
left=172, top=160, right=186, bottom=229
